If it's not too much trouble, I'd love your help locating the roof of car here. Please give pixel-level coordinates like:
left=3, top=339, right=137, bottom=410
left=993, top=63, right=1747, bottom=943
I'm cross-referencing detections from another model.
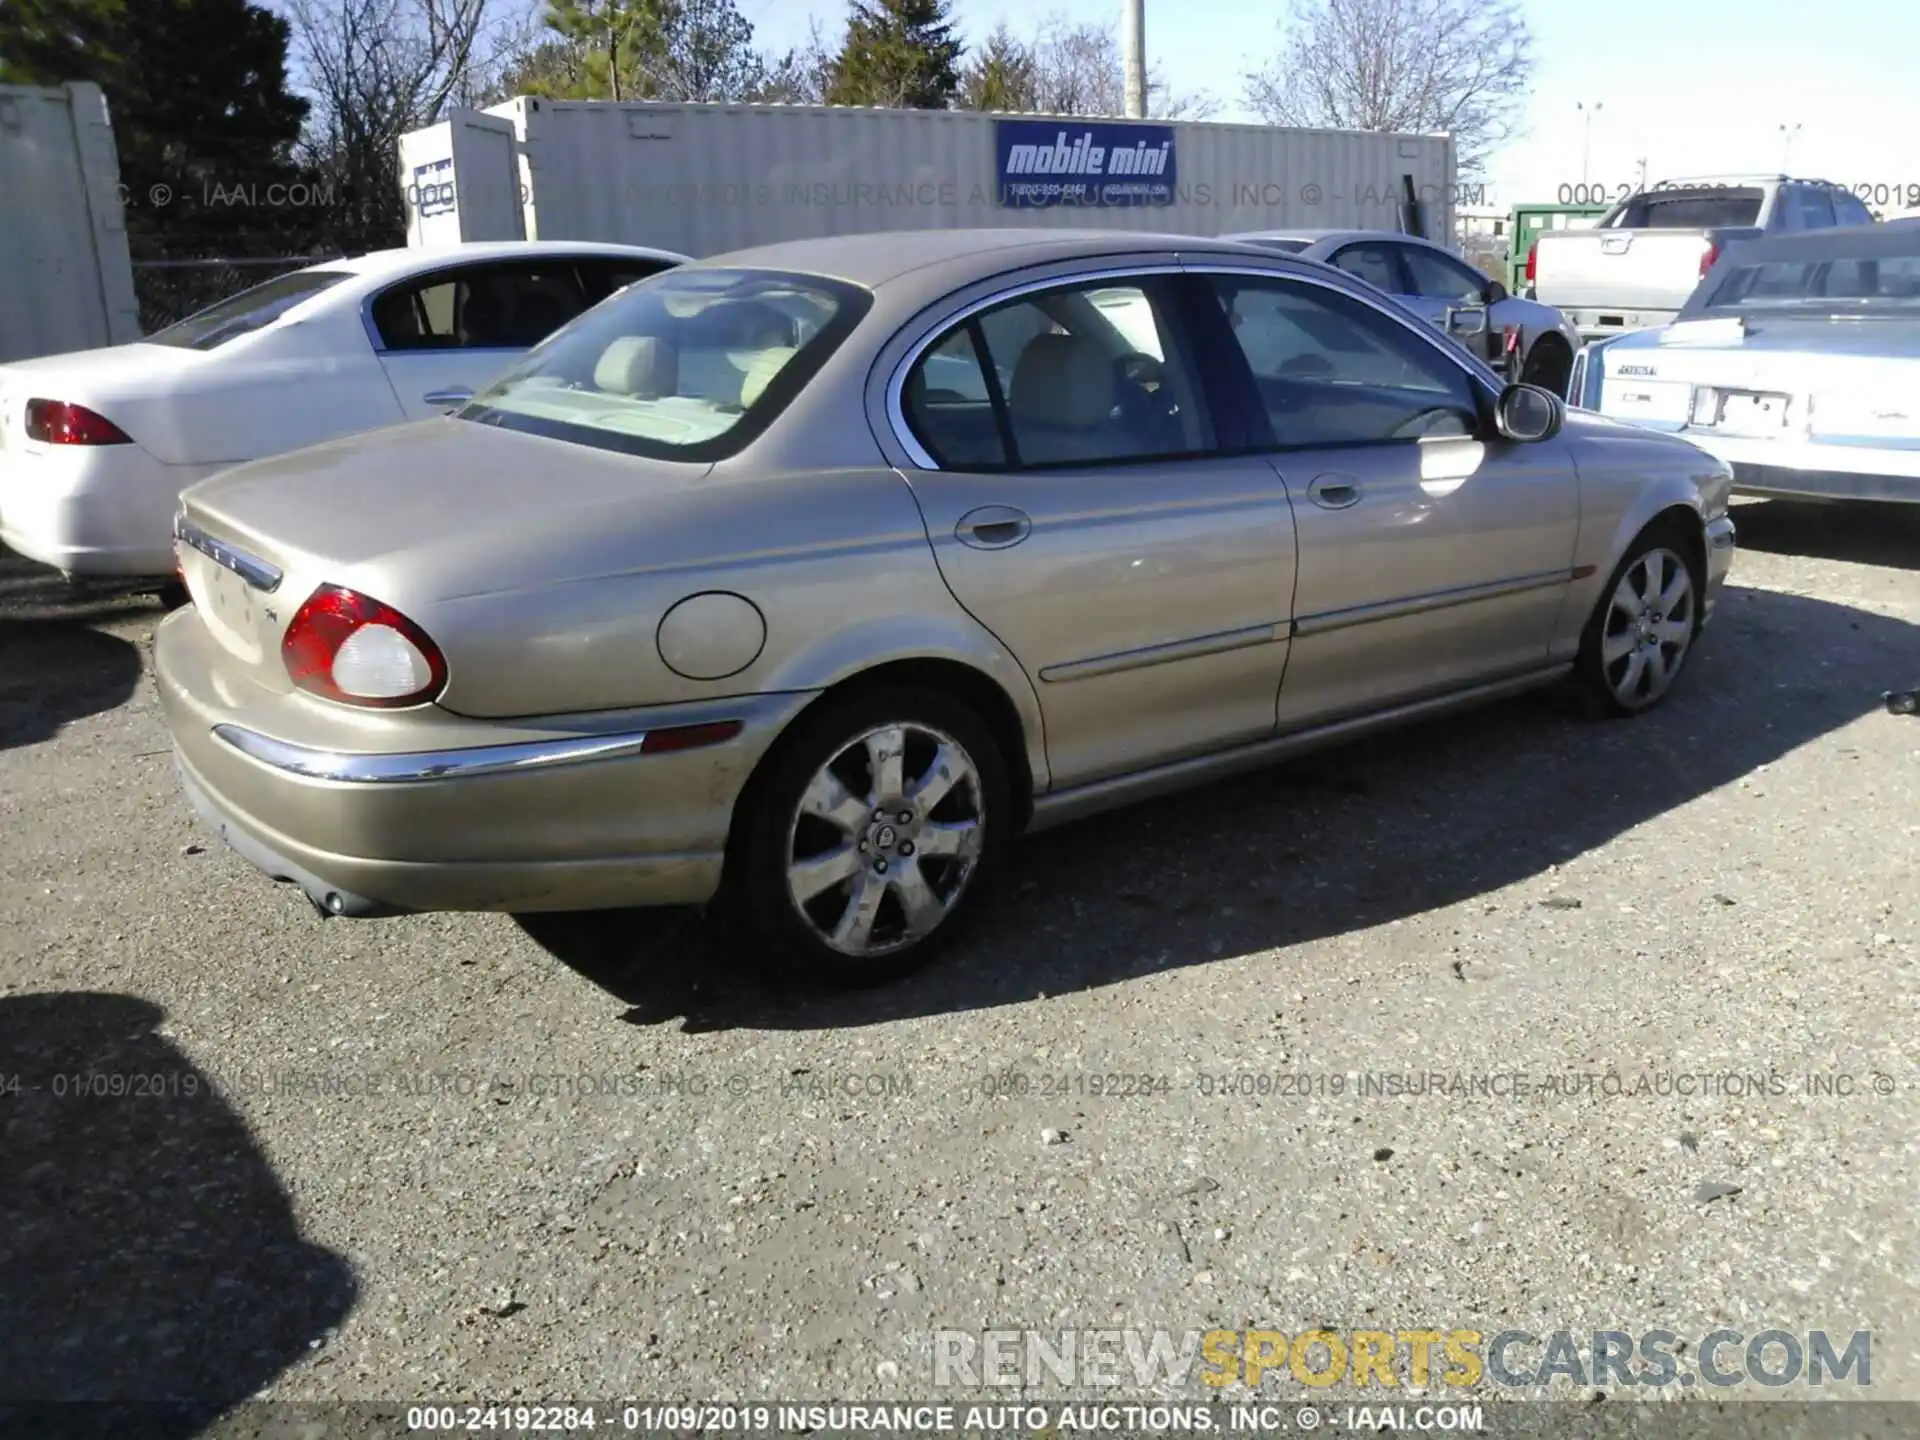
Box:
left=690, top=228, right=1290, bottom=289
left=1719, top=221, right=1920, bottom=263
left=322, top=241, right=690, bottom=280
left=1225, top=229, right=1429, bottom=246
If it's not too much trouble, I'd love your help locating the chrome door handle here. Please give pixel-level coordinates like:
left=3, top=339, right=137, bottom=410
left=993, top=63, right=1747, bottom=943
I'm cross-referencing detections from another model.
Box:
left=956, top=505, right=1032, bottom=549
left=423, top=388, right=473, bottom=408
left=1307, top=475, right=1361, bottom=509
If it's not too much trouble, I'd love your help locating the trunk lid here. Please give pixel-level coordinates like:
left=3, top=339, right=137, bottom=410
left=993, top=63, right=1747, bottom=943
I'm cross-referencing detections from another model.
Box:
left=175, top=416, right=717, bottom=693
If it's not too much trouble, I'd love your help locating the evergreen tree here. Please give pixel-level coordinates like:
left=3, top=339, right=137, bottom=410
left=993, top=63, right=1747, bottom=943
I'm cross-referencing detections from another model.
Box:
left=956, top=22, right=1036, bottom=112
left=824, top=0, right=961, bottom=109
left=0, top=0, right=309, bottom=254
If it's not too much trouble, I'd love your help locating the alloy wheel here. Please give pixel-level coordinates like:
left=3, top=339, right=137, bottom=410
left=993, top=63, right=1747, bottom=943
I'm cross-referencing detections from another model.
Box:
left=1599, top=547, right=1696, bottom=708
left=784, top=722, right=987, bottom=957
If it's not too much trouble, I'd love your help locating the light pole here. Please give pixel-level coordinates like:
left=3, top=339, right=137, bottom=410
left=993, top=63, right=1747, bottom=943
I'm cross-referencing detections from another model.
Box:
left=1577, top=101, right=1603, bottom=185
left=1122, top=0, right=1146, bottom=119
left=1779, top=123, right=1801, bottom=173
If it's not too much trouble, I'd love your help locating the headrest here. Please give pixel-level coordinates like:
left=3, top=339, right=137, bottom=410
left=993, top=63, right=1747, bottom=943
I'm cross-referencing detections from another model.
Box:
left=1009, top=333, right=1112, bottom=431
left=739, top=346, right=797, bottom=408
left=594, top=336, right=678, bottom=397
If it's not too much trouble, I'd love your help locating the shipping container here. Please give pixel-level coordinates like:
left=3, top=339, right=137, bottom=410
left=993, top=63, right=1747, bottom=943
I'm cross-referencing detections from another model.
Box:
left=399, top=100, right=1457, bottom=258
left=0, top=82, right=141, bottom=362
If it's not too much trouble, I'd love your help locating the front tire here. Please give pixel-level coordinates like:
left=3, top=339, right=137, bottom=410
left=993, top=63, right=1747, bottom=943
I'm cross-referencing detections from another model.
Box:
left=1572, top=523, right=1703, bottom=717
left=726, top=686, right=1011, bottom=986
left=1519, top=335, right=1574, bottom=397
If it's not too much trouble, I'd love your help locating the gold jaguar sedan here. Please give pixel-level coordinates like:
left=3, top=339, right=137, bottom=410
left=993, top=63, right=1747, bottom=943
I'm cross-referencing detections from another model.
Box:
left=156, top=229, right=1738, bottom=983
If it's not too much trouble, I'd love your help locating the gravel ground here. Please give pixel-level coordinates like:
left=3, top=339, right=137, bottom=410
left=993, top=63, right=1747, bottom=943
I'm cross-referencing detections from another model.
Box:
left=2, top=498, right=1917, bottom=1418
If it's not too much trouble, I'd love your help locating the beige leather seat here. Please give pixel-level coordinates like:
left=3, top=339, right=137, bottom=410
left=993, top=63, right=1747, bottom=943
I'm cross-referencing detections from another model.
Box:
left=594, top=336, right=679, bottom=398
left=739, top=347, right=797, bottom=408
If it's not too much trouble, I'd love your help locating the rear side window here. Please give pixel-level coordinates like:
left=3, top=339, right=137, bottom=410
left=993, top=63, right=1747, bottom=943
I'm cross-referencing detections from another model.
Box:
left=902, top=277, right=1213, bottom=471
left=1329, top=244, right=1404, bottom=292
left=371, top=262, right=592, bottom=351
left=1610, top=189, right=1763, bottom=228
left=145, top=270, right=352, bottom=349
left=1791, top=187, right=1837, bottom=229
left=578, top=257, right=679, bottom=305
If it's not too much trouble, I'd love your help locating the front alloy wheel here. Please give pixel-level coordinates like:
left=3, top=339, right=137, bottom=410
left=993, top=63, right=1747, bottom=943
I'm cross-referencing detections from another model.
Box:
left=1594, top=544, right=1698, bottom=711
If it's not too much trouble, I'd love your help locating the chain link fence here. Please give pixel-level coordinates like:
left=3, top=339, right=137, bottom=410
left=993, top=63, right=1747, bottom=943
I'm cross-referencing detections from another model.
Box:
left=131, top=256, right=345, bottom=334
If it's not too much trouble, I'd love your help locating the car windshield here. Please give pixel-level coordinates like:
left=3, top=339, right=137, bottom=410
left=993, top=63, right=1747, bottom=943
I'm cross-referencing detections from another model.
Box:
left=463, top=268, right=869, bottom=461
left=1605, top=188, right=1763, bottom=228
left=145, top=269, right=352, bottom=349
left=1702, top=252, right=1920, bottom=312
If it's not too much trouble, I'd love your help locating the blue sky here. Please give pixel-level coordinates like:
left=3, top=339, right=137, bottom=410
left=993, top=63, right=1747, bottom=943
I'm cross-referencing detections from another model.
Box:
left=737, top=0, right=1920, bottom=212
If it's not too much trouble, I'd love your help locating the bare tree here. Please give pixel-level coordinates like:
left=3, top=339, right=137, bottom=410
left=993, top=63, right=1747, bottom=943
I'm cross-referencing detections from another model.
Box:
left=954, top=12, right=1216, bottom=118
left=749, top=16, right=838, bottom=104
left=291, top=0, right=510, bottom=249
left=1244, top=0, right=1531, bottom=174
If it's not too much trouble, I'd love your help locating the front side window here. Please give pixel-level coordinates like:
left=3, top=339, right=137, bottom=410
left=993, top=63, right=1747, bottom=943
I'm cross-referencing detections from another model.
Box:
left=146, top=269, right=352, bottom=350
left=903, top=277, right=1212, bottom=470
left=1400, top=246, right=1491, bottom=304
left=465, top=267, right=869, bottom=461
left=1208, top=274, right=1481, bottom=446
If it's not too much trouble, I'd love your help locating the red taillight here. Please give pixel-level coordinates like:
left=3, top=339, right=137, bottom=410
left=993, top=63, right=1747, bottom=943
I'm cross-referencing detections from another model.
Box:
left=281, top=584, right=448, bottom=708
left=25, top=399, right=133, bottom=446
left=1700, top=242, right=1720, bottom=278
left=1524, top=243, right=1538, bottom=283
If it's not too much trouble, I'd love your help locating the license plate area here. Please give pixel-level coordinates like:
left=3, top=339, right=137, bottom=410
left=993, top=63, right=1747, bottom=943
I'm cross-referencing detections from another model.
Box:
left=185, top=547, right=265, bottom=664
left=1713, top=389, right=1792, bottom=436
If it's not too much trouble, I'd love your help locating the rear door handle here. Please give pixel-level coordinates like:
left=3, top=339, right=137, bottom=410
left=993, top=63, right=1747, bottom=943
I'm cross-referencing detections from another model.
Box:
left=1307, top=475, right=1361, bottom=509
left=424, top=387, right=473, bottom=408
left=956, top=505, right=1032, bottom=549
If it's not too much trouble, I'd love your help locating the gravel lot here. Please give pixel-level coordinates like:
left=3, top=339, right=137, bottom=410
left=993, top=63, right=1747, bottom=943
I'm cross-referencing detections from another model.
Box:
left=3, top=499, right=1917, bottom=1419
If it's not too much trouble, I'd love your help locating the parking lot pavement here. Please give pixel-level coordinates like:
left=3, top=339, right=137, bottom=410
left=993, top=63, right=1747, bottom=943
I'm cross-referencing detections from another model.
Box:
left=2, top=499, right=1918, bottom=1410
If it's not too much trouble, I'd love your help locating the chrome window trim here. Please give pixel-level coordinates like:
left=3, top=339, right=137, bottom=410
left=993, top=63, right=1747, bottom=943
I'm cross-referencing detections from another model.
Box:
left=211, top=723, right=711, bottom=784
left=884, top=258, right=1502, bottom=473
left=174, top=515, right=283, bottom=593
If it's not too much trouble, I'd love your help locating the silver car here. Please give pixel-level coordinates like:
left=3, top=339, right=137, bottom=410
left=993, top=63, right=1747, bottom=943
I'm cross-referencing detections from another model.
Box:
left=155, top=229, right=1737, bottom=984
left=1569, top=223, right=1920, bottom=503
left=1224, top=229, right=1586, bottom=395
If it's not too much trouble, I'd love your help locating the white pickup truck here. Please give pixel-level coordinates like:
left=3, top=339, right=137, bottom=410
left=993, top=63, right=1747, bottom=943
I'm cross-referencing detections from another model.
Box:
left=1528, top=176, right=1875, bottom=339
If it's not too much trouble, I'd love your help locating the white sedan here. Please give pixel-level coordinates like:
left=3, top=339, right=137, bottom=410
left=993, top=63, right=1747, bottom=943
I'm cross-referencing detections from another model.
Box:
left=0, top=240, right=686, bottom=585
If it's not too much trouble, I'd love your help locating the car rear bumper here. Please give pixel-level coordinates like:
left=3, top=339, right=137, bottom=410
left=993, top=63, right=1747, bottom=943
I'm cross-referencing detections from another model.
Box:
left=0, top=445, right=219, bottom=577
left=1673, top=434, right=1920, bottom=502
left=154, top=607, right=813, bottom=916
left=1564, top=306, right=1679, bottom=340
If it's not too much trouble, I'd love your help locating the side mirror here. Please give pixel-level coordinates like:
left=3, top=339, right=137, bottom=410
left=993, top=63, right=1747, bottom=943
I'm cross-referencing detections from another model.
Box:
left=1484, top=280, right=1509, bottom=304
left=1495, top=382, right=1563, bottom=442
left=1447, top=307, right=1488, bottom=336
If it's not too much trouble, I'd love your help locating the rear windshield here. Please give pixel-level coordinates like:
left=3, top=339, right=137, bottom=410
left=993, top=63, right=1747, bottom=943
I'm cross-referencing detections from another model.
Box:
left=1703, top=253, right=1920, bottom=311
left=1606, top=188, right=1763, bottom=229
left=146, top=269, right=352, bottom=349
left=1237, top=237, right=1312, bottom=254
left=463, top=268, right=871, bottom=461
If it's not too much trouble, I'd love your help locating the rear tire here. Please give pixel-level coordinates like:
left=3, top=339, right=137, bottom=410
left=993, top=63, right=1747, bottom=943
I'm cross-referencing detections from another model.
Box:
left=1572, top=520, right=1704, bottom=718
left=725, top=686, right=1012, bottom=987
left=1519, top=335, right=1574, bottom=397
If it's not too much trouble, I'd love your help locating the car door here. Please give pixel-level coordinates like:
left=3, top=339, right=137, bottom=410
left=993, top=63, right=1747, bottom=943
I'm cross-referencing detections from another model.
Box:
left=1188, top=263, right=1580, bottom=729
left=1386, top=243, right=1505, bottom=367
left=890, top=270, right=1299, bottom=790
left=368, top=259, right=600, bottom=420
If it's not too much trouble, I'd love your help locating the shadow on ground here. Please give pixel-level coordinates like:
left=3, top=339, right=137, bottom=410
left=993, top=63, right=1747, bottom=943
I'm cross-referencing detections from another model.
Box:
left=521, top=583, right=1919, bottom=1030
left=0, top=993, right=356, bottom=1437
left=1732, top=496, right=1920, bottom=571
left=0, top=545, right=152, bottom=752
